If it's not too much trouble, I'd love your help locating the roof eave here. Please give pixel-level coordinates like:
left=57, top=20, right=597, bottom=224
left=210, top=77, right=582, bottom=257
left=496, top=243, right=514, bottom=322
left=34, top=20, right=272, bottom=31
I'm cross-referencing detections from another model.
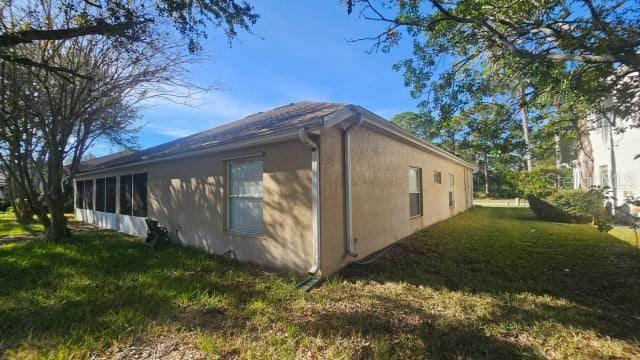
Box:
left=77, top=119, right=325, bottom=176
left=324, top=105, right=477, bottom=171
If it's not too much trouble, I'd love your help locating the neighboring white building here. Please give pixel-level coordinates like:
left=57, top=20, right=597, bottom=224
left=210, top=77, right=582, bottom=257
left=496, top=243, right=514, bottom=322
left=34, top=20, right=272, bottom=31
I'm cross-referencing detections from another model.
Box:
left=573, top=112, right=640, bottom=214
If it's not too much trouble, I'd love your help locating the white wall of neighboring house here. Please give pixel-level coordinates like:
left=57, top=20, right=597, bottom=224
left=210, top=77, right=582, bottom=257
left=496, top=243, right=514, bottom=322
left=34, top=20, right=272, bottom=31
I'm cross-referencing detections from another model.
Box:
left=573, top=112, right=640, bottom=213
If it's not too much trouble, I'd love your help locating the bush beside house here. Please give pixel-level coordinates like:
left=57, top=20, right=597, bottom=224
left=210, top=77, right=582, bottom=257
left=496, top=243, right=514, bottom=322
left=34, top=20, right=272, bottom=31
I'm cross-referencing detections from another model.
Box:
left=528, top=189, right=606, bottom=224
left=515, top=168, right=610, bottom=230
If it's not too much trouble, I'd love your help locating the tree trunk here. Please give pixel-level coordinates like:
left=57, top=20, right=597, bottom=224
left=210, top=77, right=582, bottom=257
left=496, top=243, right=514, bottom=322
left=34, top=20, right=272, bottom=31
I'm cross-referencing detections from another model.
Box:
left=607, top=116, right=618, bottom=212
left=577, top=117, right=594, bottom=189
left=46, top=199, right=68, bottom=240
left=11, top=195, right=34, bottom=225
left=44, top=148, right=71, bottom=240
left=8, top=173, right=34, bottom=224
left=483, top=153, right=490, bottom=197
left=519, top=86, right=533, bottom=172
left=555, top=127, right=562, bottom=186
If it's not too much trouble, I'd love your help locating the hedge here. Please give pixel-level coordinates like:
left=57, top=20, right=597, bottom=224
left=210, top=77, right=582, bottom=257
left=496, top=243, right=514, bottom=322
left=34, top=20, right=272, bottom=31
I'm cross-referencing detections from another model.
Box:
left=528, top=189, right=606, bottom=224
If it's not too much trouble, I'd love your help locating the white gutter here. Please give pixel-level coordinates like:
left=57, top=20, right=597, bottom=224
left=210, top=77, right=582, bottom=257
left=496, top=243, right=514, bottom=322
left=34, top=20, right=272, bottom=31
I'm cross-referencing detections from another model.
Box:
left=344, top=114, right=363, bottom=258
left=297, top=128, right=321, bottom=275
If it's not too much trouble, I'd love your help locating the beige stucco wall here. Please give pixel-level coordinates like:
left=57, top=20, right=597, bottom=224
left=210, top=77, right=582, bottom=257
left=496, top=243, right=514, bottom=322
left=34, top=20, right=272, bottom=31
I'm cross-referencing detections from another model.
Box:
left=76, top=139, right=314, bottom=273
left=76, top=123, right=473, bottom=276
left=320, top=124, right=473, bottom=275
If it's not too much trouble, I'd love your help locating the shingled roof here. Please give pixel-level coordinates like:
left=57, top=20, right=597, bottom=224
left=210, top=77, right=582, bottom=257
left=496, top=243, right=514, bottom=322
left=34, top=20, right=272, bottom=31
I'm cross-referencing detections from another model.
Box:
left=79, top=101, right=348, bottom=173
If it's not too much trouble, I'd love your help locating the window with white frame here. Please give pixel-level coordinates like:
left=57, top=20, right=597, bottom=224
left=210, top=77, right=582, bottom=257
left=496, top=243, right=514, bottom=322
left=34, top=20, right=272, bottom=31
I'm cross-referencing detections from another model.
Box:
left=448, top=174, right=455, bottom=208
left=409, top=167, right=422, bottom=217
left=228, top=160, right=264, bottom=234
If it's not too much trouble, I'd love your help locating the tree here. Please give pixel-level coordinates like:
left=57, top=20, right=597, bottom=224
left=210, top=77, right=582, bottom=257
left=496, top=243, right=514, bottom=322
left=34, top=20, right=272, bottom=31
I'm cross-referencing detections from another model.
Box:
left=348, top=0, right=640, bottom=74
left=0, top=0, right=258, bottom=75
left=391, top=111, right=438, bottom=140
left=0, top=0, right=257, bottom=240
left=347, top=0, right=640, bottom=168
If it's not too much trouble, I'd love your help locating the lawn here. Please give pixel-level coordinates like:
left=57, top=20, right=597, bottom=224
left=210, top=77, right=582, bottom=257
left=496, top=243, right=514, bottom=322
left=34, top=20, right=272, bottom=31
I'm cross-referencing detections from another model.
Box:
left=1, top=208, right=639, bottom=359
left=0, top=213, right=44, bottom=237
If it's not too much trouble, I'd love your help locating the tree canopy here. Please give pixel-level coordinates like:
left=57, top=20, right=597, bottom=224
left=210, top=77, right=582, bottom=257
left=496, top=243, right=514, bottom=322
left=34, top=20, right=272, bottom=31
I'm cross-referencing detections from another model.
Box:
left=0, top=0, right=258, bottom=75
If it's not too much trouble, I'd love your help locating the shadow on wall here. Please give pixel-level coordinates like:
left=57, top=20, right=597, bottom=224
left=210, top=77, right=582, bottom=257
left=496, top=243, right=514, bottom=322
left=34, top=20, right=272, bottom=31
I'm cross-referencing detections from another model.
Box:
left=148, top=160, right=312, bottom=273
left=338, top=207, right=640, bottom=344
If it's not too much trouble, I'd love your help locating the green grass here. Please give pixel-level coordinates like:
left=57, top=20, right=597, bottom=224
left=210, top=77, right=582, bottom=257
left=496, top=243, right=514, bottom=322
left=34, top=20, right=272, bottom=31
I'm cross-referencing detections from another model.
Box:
left=1, top=208, right=639, bottom=359
left=0, top=213, right=44, bottom=236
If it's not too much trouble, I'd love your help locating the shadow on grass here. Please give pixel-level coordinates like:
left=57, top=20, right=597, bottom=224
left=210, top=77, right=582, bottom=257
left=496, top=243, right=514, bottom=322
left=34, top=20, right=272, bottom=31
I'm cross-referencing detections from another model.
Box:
left=296, top=291, right=543, bottom=359
left=0, top=229, right=293, bottom=356
left=339, top=207, right=640, bottom=344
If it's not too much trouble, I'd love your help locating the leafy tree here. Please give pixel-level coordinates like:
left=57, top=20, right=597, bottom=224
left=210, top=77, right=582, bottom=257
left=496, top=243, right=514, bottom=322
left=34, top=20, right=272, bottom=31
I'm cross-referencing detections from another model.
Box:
left=391, top=111, right=439, bottom=140
left=0, top=0, right=258, bottom=75
left=347, top=0, right=640, bottom=184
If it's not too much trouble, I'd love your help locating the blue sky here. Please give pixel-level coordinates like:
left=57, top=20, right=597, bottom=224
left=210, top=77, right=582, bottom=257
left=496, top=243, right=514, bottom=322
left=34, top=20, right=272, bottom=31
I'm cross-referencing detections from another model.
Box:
left=94, top=1, right=418, bottom=155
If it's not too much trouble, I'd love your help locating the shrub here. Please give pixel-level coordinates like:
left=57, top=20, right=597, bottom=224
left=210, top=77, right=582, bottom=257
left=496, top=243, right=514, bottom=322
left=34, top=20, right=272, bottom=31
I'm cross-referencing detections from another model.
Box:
left=528, top=189, right=608, bottom=227
left=527, top=195, right=575, bottom=222
left=548, top=189, right=606, bottom=223
left=514, top=167, right=572, bottom=198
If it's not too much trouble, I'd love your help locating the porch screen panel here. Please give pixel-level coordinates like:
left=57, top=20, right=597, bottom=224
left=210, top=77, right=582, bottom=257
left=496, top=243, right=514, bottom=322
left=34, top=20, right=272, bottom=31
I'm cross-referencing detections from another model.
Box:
left=95, top=178, right=106, bottom=212
left=120, top=175, right=132, bottom=215
left=105, top=177, right=116, bottom=213
left=132, top=173, right=148, bottom=217
left=76, top=180, right=85, bottom=209
left=84, top=180, right=94, bottom=210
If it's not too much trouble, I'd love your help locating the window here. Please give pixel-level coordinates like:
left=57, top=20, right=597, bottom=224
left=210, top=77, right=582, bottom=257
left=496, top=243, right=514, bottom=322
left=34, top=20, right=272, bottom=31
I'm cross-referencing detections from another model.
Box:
left=599, top=165, right=609, bottom=187
left=119, top=173, right=147, bottom=216
left=228, top=160, right=264, bottom=234
left=105, top=177, right=116, bottom=213
left=76, top=180, right=85, bottom=209
left=409, top=167, right=422, bottom=217
left=120, top=175, right=132, bottom=215
left=596, top=116, right=612, bottom=134
left=448, top=174, right=455, bottom=208
left=133, top=173, right=148, bottom=217
left=83, top=179, right=94, bottom=210
left=433, top=171, right=442, bottom=184
left=0, top=185, right=5, bottom=200
left=95, top=178, right=105, bottom=212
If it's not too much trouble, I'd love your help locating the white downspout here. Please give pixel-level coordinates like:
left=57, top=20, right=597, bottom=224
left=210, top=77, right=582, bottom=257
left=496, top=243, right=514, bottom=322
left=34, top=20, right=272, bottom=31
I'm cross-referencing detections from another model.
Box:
left=344, top=115, right=363, bottom=258
left=298, top=128, right=321, bottom=275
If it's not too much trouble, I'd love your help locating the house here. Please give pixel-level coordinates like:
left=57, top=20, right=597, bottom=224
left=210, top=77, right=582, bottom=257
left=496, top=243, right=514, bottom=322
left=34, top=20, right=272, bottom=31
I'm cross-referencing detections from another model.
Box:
left=572, top=110, right=640, bottom=214
left=75, top=102, right=475, bottom=275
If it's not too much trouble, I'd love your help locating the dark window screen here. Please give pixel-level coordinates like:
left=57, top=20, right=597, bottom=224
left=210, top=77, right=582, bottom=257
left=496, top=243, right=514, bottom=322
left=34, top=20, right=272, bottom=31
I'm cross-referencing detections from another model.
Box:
left=133, top=173, right=148, bottom=217
left=76, top=180, right=85, bottom=209
left=84, top=180, right=94, bottom=210
left=95, top=178, right=106, bottom=212
left=105, top=177, right=116, bottom=213
left=120, top=175, right=132, bottom=215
